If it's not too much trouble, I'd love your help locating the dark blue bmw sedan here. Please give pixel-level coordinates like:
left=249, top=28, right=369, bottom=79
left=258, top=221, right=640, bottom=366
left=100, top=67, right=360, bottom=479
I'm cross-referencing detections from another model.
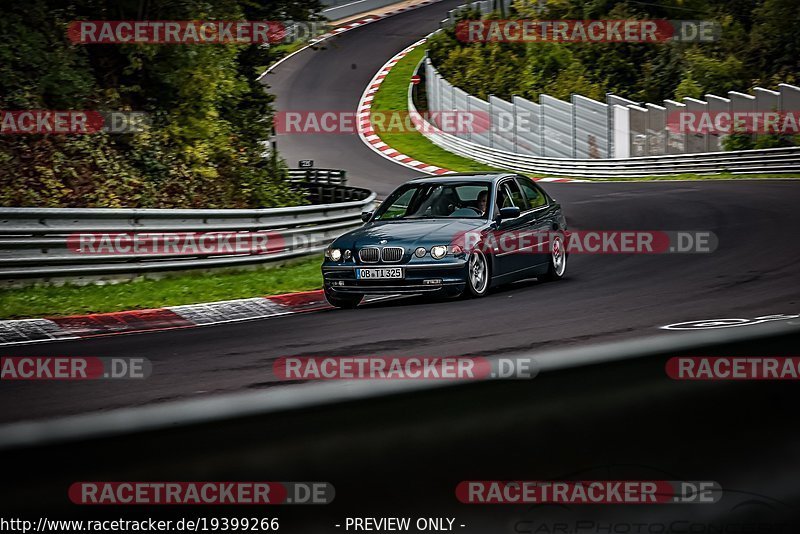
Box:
left=321, top=173, right=568, bottom=308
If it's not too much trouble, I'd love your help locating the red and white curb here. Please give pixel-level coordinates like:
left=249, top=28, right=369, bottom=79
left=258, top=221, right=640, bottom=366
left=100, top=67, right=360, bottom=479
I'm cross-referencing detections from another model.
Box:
left=530, top=177, right=590, bottom=182
left=0, top=291, right=395, bottom=347
left=257, top=0, right=444, bottom=80
left=357, top=39, right=452, bottom=175
left=355, top=41, right=588, bottom=183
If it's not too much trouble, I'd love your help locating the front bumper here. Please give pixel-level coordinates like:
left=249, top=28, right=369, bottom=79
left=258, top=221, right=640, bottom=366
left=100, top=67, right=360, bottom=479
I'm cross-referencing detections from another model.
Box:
left=322, top=261, right=468, bottom=295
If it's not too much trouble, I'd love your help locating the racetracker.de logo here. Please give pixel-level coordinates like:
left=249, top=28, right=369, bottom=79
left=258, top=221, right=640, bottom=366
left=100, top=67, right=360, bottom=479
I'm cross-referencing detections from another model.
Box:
left=0, top=357, right=151, bottom=380
left=69, top=482, right=334, bottom=505
left=456, top=481, right=721, bottom=504
left=453, top=231, right=717, bottom=255
left=67, top=232, right=287, bottom=256
left=0, top=111, right=149, bottom=135
left=275, top=111, right=488, bottom=135
left=68, top=21, right=287, bottom=44
left=667, top=357, right=800, bottom=380
left=668, top=111, right=800, bottom=135
left=273, top=356, right=539, bottom=380
left=454, top=20, right=719, bottom=43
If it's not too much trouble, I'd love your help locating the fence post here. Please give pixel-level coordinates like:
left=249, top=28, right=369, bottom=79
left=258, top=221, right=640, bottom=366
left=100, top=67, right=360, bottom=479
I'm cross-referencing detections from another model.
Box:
left=612, top=105, right=630, bottom=159
left=664, top=100, right=687, bottom=154
left=488, top=94, right=494, bottom=148
left=645, top=103, right=666, bottom=156
left=683, top=97, right=709, bottom=153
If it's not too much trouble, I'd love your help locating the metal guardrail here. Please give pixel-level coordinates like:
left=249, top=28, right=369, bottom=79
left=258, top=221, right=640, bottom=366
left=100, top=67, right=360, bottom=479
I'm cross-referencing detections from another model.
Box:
left=0, top=172, right=375, bottom=282
left=409, top=66, right=800, bottom=176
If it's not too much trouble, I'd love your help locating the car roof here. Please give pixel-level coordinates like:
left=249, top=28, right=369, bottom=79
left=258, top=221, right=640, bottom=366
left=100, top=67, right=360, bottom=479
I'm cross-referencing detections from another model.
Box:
left=408, top=172, right=514, bottom=184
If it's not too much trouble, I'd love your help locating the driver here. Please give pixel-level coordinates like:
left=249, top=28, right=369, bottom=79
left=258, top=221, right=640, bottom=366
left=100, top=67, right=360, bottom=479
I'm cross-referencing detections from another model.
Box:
left=477, top=190, right=488, bottom=216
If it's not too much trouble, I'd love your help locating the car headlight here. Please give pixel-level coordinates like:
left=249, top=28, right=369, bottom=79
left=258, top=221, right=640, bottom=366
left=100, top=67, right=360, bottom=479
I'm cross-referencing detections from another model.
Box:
left=326, top=248, right=342, bottom=261
left=430, top=245, right=447, bottom=259
left=414, top=247, right=427, bottom=258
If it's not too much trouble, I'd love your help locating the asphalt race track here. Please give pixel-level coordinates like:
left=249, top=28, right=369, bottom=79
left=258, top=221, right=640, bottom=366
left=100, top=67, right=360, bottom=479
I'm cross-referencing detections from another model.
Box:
left=2, top=179, right=800, bottom=423
left=265, top=0, right=469, bottom=194
left=2, top=2, right=800, bottom=424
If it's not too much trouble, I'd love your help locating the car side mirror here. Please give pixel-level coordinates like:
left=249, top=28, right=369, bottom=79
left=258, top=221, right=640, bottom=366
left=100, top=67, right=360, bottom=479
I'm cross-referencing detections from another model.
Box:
left=361, top=211, right=374, bottom=222
left=498, top=206, right=520, bottom=220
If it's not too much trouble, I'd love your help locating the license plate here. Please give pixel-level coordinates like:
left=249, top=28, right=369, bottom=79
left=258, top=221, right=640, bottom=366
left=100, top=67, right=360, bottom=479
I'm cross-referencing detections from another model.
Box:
left=356, top=267, right=404, bottom=279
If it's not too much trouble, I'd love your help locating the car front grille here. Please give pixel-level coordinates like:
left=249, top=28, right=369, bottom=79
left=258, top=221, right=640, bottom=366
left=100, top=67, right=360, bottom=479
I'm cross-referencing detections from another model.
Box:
left=357, top=246, right=404, bottom=263
left=381, top=247, right=404, bottom=263
left=358, top=247, right=380, bottom=263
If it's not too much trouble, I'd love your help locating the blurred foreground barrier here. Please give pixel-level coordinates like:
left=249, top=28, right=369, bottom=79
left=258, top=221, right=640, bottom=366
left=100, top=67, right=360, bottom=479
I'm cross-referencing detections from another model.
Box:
left=1, top=321, right=799, bottom=524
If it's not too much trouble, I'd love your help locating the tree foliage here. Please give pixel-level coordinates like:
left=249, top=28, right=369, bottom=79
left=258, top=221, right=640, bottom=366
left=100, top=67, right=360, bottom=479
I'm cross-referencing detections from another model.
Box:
left=429, top=0, right=797, bottom=106
left=0, top=0, right=321, bottom=208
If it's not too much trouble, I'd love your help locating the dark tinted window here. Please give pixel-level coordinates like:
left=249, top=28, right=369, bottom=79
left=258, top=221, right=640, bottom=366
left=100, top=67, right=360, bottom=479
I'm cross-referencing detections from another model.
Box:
left=499, top=180, right=528, bottom=210
left=374, top=182, right=491, bottom=220
left=518, top=178, right=547, bottom=209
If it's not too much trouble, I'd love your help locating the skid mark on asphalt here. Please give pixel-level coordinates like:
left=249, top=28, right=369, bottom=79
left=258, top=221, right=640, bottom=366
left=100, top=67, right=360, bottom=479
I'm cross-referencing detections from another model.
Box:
left=465, top=327, right=641, bottom=358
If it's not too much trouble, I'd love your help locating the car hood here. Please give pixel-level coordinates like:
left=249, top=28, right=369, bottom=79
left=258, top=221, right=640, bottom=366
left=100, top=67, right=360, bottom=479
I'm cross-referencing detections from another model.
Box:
left=333, top=219, right=489, bottom=250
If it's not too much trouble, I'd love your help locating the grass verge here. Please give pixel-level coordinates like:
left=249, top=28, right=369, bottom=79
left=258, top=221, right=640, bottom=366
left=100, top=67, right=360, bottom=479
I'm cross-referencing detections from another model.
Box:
left=371, top=45, right=502, bottom=173
left=375, top=46, right=800, bottom=182
left=0, top=256, right=324, bottom=320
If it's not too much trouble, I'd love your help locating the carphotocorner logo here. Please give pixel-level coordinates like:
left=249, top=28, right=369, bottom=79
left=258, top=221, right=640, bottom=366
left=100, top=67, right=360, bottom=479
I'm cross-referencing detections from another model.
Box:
left=0, top=111, right=149, bottom=134
left=513, top=493, right=796, bottom=533
left=507, top=465, right=797, bottom=533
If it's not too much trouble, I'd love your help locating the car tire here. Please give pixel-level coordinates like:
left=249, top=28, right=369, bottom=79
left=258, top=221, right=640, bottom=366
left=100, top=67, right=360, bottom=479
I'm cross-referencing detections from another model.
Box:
left=324, top=287, right=363, bottom=309
left=465, top=250, right=490, bottom=297
left=540, top=232, right=567, bottom=281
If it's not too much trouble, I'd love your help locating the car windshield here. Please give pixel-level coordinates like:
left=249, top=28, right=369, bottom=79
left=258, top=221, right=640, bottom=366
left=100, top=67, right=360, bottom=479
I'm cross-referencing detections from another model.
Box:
left=373, top=182, right=491, bottom=220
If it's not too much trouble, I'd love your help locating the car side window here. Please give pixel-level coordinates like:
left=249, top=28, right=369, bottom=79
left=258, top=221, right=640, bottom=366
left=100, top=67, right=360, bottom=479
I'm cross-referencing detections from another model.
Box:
left=518, top=177, right=547, bottom=209
left=501, top=180, right=528, bottom=210
left=378, top=187, right=417, bottom=219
